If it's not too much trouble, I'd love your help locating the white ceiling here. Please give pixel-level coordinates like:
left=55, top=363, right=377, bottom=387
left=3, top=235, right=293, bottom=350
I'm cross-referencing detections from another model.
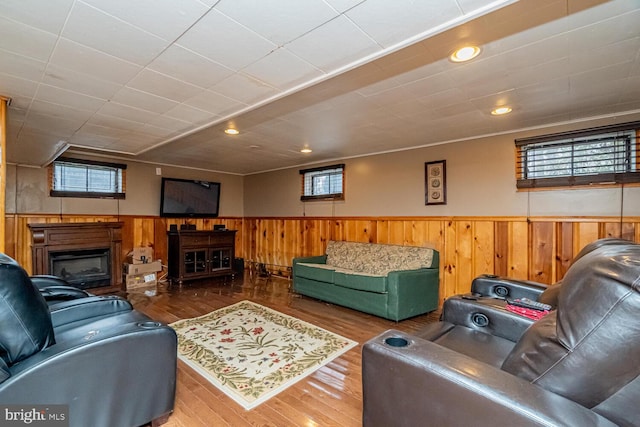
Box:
left=2, top=0, right=640, bottom=175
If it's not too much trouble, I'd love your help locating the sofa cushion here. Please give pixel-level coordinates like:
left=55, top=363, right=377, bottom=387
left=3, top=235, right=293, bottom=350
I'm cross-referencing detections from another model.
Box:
left=325, top=241, right=434, bottom=275
left=0, top=253, right=55, bottom=366
left=334, top=270, right=387, bottom=293
left=295, top=262, right=335, bottom=283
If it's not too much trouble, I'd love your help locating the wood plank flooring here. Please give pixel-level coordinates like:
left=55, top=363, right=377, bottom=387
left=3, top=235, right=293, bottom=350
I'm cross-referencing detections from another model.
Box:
left=130, top=272, right=440, bottom=427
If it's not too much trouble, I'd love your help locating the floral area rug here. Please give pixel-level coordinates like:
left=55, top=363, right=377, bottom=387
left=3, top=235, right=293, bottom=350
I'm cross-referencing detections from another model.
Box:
left=170, top=300, right=358, bottom=410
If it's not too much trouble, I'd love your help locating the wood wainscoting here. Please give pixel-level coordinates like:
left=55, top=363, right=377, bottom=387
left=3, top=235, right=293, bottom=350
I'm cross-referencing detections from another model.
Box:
left=4, top=214, right=639, bottom=304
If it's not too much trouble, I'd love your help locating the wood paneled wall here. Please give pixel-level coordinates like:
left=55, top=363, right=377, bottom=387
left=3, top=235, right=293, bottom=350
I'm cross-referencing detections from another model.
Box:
left=5, top=214, right=639, bottom=304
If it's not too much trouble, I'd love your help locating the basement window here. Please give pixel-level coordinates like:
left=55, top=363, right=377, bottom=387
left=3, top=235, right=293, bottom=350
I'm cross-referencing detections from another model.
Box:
left=50, top=158, right=126, bottom=199
left=516, top=121, right=640, bottom=189
left=300, top=164, right=345, bottom=201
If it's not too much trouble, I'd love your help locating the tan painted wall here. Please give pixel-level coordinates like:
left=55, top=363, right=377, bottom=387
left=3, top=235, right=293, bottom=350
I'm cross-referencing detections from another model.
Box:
left=244, top=123, right=640, bottom=217
left=5, top=158, right=244, bottom=217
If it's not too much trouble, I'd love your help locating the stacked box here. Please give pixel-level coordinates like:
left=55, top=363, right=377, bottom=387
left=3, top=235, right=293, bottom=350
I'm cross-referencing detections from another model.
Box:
left=123, top=261, right=162, bottom=275
left=128, top=247, right=154, bottom=264
left=125, top=272, right=157, bottom=290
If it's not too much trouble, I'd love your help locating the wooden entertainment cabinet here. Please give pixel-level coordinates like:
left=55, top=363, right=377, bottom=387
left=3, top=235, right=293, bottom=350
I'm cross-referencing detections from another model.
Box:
left=167, top=229, right=237, bottom=284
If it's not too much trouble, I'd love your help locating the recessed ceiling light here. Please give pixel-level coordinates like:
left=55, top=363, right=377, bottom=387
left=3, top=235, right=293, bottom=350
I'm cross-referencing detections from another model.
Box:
left=300, top=147, right=312, bottom=153
left=491, top=106, right=512, bottom=116
left=449, top=46, right=481, bottom=63
left=224, top=128, right=239, bottom=135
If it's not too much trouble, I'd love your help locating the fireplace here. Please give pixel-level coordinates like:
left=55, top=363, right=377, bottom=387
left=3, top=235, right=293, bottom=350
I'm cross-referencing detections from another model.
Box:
left=50, top=248, right=111, bottom=289
left=29, top=222, right=124, bottom=293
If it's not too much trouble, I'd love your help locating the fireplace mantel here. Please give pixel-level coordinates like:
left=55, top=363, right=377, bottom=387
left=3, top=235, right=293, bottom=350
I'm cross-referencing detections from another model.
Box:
left=29, top=222, right=124, bottom=293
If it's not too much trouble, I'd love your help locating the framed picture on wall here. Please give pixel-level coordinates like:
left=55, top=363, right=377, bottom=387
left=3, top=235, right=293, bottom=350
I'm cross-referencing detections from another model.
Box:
left=425, top=160, right=446, bottom=205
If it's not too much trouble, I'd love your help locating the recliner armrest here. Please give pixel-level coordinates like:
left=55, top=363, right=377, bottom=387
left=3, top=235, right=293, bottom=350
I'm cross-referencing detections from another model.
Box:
left=38, top=286, right=92, bottom=301
left=49, top=296, right=133, bottom=328
left=471, top=274, right=548, bottom=300
left=441, top=295, right=535, bottom=342
left=362, top=330, right=617, bottom=427
left=30, top=275, right=73, bottom=290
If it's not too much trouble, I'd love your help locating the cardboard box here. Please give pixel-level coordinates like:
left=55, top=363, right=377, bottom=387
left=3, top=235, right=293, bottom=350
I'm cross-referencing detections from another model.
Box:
left=129, top=247, right=154, bottom=264
left=125, top=272, right=157, bottom=290
left=123, top=260, right=162, bottom=275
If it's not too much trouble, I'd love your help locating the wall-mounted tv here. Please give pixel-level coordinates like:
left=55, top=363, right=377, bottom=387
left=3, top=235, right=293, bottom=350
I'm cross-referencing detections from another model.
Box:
left=160, top=178, right=221, bottom=218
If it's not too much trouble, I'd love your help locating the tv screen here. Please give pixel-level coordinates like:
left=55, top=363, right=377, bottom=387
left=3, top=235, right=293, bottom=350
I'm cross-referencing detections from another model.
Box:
left=160, top=178, right=220, bottom=218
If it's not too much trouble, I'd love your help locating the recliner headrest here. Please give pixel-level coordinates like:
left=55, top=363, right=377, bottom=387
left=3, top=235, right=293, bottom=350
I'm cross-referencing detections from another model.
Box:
left=0, top=253, right=55, bottom=366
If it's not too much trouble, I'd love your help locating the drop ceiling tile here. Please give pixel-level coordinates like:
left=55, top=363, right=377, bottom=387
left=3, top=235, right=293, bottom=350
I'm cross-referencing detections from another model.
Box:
left=507, top=58, right=571, bottom=89
left=323, top=0, right=365, bottom=13
left=146, top=114, right=195, bottom=132
left=23, top=112, right=85, bottom=136
left=35, top=84, right=107, bottom=112
left=176, top=9, right=277, bottom=71
left=133, top=124, right=175, bottom=138
left=0, top=0, right=74, bottom=35
left=126, top=69, right=202, bottom=102
left=147, top=45, right=235, bottom=89
left=417, top=87, right=467, bottom=109
left=569, top=37, right=638, bottom=75
left=164, top=104, right=216, bottom=124
left=29, top=99, right=95, bottom=122
left=0, top=50, right=46, bottom=82
left=568, top=9, right=640, bottom=51
left=567, top=0, right=640, bottom=29
left=61, top=2, right=169, bottom=66
left=96, top=102, right=159, bottom=124
left=4, top=95, right=33, bottom=110
left=87, top=114, right=147, bottom=132
left=42, top=64, right=122, bottom=99
left=0, top=73, right=40, bottom=99
left=68, top=132, right=120, bottom=148
left=286, top=15, right=381, bottom=72
left=503, top=34, right=570, bottom=71
left=8, top=130, right=68, bottom=166
left=396, top=72, right=457, bottom=99
left=242, top=48, right=324, bottom=90
left=110, top=87, right=178, bottom=114
left=620, top=76, right=640, bottom=103
left=49, top=38, right=142, bottom=84
left=569, top=62, right=633, bottom=96
left=216, top=0, right=338, bottom=45
left=75, top=123, right=131, bottom=139
left=456, top=0, right=508, bottom=14
left=0, top=16, right=58, bottom=61
left=184, top=89, right=247, bottom=116
left=345, top=0, right=462, bottom=48
left=210, top=73, right=277, bottom=105
left=81, top=0, right=210, bottom=41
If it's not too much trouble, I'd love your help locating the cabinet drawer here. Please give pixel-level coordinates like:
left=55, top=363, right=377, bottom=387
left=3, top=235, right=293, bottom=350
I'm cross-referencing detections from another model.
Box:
left=181, top=235, right=209, bottom=246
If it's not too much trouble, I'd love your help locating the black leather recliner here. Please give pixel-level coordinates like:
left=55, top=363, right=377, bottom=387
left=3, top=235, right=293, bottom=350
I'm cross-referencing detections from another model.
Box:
left=363, top=240, right=640, bottom=426
left=0, top=253, right=177, bottom=427
left=440, top=237, right=636, bottom=341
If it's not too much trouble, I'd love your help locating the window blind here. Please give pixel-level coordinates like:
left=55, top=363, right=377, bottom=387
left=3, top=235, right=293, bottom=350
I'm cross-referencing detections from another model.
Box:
left=515, top=122, right=640, bottom=189
left=300, top=164, right=344, bottom=201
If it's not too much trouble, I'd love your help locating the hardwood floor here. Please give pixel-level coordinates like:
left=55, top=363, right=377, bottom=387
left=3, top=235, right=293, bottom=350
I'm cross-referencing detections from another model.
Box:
left=130, top=272, right=440, bottom=427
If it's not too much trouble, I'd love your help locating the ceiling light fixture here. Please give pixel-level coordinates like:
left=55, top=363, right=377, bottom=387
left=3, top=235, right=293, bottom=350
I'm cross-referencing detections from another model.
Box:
left=224, top=128, right=239, bottom=135
left=449, top=45, right=481, bottom=62
left=300, top=147, right=312, bottom=153
left=491, top=106, right=512, bottom=116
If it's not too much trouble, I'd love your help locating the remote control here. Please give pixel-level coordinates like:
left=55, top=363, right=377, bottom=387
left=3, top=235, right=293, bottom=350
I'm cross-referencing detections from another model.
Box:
left=506, top=297, right=552, bottom=311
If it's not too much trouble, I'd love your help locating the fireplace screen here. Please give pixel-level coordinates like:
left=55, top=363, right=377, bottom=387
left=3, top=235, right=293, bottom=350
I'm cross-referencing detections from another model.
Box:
left=50, top=248, right=111, bottom=289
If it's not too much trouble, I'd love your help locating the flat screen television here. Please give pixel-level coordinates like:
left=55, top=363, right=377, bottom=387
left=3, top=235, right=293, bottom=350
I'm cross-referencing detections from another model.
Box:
left=160, top=178, right=220, bottom=218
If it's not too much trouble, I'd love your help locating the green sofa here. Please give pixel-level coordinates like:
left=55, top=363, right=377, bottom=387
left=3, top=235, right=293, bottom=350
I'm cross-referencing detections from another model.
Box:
left=292, top=241, right=440, bottom=321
